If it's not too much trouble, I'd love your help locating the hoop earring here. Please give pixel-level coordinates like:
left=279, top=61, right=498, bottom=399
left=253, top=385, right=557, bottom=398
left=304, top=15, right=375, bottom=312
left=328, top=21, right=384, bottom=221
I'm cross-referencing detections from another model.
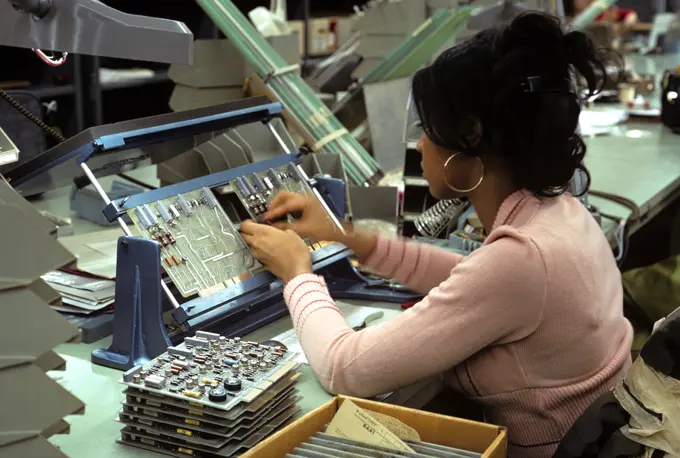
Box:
left=444, top=152, right=484, bottom=193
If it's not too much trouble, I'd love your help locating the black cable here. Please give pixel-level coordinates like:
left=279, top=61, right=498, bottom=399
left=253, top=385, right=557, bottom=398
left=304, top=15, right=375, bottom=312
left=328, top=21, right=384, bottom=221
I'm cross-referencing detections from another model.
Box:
left=0, top=87, right=66, bottom=142
left=118, top=172, right=157, bottom=190
left=1, top=87, right=158, bottom=190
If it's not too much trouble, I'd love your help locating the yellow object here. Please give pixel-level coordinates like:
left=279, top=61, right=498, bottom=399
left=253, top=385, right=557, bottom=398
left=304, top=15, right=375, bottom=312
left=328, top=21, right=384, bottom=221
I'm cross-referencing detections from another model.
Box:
left=177, top=428, right=193, bottom=437
left=188, top=410, right=203, bottom=416
left=185, top=419, right=201, bottom=426
left=178, top=448, right=194, bottom=456
left=183, top=391, right=202, bottom=400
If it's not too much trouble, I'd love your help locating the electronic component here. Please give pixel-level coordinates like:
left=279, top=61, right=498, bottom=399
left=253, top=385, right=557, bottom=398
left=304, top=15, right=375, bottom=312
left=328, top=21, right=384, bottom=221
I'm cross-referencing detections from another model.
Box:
left=177, top=195, right=193, bottom=216
left=119, top=333, right=302, bottom=458
left=223, top=378, right=242, bottom=392
left=250, top=174, right=266, bottom=193
left=267, top=169, right=283, bottom=187
left=287, top=163, right=303, bottom=181
left=201, top=187, right=219, bottom=209
left=144, top=375, right=166, bottom=389
left=208, top=387, right=228, bottom=402
left=134, top=207, right=154, bottom=229
left=156, top=201, right=173, bottom=223
left=142, top=204, right=158, bottom=227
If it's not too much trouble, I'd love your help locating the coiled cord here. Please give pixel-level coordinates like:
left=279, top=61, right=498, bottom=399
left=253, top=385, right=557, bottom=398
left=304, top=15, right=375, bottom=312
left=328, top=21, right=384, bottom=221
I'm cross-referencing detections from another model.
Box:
left=0, top=88, right=66, bottom=143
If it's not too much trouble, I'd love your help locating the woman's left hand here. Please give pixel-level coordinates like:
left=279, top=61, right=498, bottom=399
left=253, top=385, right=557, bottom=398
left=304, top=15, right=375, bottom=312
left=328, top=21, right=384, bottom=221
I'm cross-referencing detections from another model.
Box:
left=240, top=220, right=312, bottom=283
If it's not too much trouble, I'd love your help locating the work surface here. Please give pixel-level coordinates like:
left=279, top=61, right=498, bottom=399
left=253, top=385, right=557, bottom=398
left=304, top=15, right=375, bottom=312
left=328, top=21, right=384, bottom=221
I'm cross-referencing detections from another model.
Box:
left=29, top=53, right=680, bottom=457
left=48, top=301, right=443, bottom=458
left=585, top=54, right=680, bottom=229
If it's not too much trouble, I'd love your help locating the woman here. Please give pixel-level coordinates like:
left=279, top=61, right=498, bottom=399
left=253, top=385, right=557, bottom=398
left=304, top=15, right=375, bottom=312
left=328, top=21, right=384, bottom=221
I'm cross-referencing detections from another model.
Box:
left=240, top=12, right=633, bottom=458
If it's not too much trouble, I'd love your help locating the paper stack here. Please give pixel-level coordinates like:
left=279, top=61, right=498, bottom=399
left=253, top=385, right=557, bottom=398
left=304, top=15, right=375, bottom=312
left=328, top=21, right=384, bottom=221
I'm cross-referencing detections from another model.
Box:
left=41, top=270, right=115, bottom=314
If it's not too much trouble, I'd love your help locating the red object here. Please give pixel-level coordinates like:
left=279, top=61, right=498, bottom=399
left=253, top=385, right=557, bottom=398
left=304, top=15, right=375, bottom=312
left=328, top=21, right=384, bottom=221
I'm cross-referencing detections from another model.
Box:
left=596, top=8, right=635, bottom=22
left=401, top=300, right=419, bottom=310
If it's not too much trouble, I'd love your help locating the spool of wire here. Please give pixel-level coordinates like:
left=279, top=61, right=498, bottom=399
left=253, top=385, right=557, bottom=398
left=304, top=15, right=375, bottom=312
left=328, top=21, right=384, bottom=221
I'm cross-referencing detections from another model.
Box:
left=414, top=198, right=466, bottom=239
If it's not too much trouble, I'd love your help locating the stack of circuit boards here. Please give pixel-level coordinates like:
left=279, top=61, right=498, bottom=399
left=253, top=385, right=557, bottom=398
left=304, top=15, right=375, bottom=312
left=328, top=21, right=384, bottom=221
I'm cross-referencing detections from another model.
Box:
left=287, top=432, right=483, bottom=458
left=126, top=161, right=320, bottom=299
left=118, top=331, right=303, bottom=457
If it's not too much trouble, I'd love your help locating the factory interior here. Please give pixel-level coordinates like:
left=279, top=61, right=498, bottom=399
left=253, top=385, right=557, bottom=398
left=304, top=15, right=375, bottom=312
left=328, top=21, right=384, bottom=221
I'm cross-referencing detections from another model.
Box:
left=2, top=0, right=680, bottom=457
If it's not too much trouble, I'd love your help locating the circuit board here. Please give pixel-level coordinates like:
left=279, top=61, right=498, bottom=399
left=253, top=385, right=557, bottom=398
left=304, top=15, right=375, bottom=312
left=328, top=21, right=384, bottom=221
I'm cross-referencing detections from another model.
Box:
left=118, top=331, right=303, bottom=458
left=231, top=162, right=312, bottom=224
left=126, top=162, right=323, bottom=298
left=121, top=331, right=299, bottom=410
left=126, top=185, right=261, bottom=298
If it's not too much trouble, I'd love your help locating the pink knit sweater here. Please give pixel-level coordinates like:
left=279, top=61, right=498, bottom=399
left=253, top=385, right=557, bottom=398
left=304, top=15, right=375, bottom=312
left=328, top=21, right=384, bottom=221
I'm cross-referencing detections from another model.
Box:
left=283, top=189, right=633, bottom=458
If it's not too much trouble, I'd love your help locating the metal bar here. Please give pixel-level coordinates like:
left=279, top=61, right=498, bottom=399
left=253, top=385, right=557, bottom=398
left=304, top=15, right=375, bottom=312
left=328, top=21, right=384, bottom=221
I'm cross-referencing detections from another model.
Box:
left=105, top=153, right=298, bottom=217
left=266, top=122, right=292, bottom=154
left=79, top=163, right=181, bottom=310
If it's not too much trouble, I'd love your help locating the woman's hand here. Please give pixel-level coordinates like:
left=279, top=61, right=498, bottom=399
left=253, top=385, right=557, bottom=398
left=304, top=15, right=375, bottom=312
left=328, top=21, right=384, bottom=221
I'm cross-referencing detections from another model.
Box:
left=262, top=191, right=342, bottom=242
left=240, top=220, right=312, bottom=283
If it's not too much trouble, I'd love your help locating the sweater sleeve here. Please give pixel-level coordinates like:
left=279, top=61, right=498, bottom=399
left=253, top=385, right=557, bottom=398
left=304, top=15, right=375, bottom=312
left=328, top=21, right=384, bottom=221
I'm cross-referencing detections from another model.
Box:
left=362, top=236, right=465, bottom=294
left=283, top=232, right=547, bottom=397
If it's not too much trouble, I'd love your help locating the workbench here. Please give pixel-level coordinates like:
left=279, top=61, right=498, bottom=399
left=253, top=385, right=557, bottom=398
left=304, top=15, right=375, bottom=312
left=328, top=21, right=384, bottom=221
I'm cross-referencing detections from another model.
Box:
left=48, top=300, right=444, bottom=458
left=33, top=53, right=680, bottom=458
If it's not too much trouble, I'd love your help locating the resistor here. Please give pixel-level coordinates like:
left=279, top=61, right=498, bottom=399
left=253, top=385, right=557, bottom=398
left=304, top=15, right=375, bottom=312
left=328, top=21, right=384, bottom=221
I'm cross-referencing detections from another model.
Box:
left=166, top=233, right=176, bottom=244
left=165, top=257, right=174, bottom=267
left=172, top=255, right=180, bottom=265
left=159, top=234, right=169, bottom=247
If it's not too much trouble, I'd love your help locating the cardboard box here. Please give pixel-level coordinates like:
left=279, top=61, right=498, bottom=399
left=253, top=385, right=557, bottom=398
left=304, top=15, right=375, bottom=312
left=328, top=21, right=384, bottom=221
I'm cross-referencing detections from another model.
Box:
left=241, top=396, right=507, bottom=458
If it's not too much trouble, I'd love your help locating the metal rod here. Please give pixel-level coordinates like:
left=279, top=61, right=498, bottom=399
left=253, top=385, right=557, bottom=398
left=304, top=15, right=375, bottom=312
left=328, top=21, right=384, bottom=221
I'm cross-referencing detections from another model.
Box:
left=295, top=164, right=347, bottom=236
left=79, top=163, right=181, bottom=310
left=266, top=122, right=292, bottom=154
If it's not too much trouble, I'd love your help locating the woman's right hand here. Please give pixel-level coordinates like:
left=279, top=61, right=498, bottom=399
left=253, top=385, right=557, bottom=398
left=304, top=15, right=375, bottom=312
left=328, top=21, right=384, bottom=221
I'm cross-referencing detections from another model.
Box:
left=262, top=191, right=343, bottom=242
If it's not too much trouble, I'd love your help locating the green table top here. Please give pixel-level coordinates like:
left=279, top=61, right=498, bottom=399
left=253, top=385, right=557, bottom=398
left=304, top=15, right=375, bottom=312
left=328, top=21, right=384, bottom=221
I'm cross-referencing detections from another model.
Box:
left=48, top=300, right=443, bottom=457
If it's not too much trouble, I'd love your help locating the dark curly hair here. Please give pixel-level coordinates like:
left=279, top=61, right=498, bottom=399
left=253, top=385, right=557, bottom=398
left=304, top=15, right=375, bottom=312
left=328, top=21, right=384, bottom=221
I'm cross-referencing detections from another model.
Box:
left=412, top=12, right=608, bottom=197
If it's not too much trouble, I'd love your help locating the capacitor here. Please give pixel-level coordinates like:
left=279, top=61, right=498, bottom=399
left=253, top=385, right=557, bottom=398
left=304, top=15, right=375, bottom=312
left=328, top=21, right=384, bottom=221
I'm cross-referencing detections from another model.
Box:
left=267, top=169, right=283, bottom=187
left=177, top=195, right=193, bottom=216
left=287, top=163, right=304, bottom=181
left=134, top=207, right=154, bottom=229
left=235, top=177, right=251, bottom=197
left=242, top=176, right=257, bottom=196
left=169, top=204, right=181, bottom=220
left=251, top=174, right=266, bottom=192
left=133, top=374, right=141, bottom=384
left=201, top=187, right=219, bottom=209
left=224, top=378, right=242, bottom=391
left=142, top=204, right=158, bottom=227
left=156, top=201, right=173, bottom=223
left=198, top=381, right=206, bottom=393
left=208, top=387, right=228, bottom=402
left=259, top=362, right=267, bottom=370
